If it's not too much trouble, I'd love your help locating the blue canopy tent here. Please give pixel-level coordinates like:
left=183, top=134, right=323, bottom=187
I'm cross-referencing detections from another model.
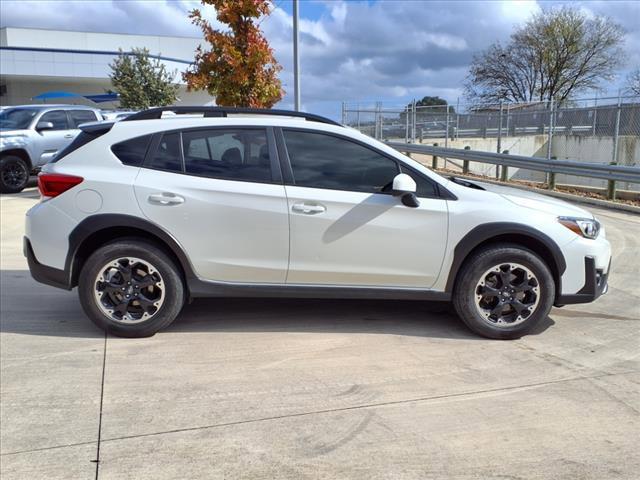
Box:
left=32, top=91, right=119, bottom=103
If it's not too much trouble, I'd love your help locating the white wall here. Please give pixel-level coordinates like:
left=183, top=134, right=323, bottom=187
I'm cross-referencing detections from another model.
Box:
left=409, top=135, right=639, bottom=192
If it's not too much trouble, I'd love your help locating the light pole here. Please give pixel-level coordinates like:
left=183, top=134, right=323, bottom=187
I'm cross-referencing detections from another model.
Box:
left=293, top=0, right=301, bottom=111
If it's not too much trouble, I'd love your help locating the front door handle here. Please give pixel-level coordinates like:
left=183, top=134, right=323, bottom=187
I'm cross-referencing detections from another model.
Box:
left=63, top=134, right=74, bottom=139
left=148, top=192, right=185, bottom=206
left=291, top=202, right=326, bottom=215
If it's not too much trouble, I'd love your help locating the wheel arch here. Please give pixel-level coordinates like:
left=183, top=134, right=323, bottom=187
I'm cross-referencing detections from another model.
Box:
left=1, top=149, right=33, bottom=171
left=67, top=214, right=197, bottom=290
left=445, top=223, right=566, bottom=300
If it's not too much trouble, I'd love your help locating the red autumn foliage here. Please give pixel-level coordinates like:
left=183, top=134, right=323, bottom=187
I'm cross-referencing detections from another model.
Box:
left=183, top=0, right=284, bottom=108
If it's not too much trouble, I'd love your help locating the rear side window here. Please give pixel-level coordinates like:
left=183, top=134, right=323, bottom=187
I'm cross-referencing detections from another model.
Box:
left=182, top=129, right=271, bottom=182
left=68, top=110, right=99, bottom=128
left=147, top=133, right=183, bottom=172
left=111, top=135, right=152, bottom=166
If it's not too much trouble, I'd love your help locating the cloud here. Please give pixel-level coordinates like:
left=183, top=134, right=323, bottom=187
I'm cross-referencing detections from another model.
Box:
left=1, top=0, right=638, bottom=117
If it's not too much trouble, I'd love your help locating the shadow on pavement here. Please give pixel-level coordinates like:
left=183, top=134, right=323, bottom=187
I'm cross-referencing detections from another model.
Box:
left=1, top=270, right=555, bottom=340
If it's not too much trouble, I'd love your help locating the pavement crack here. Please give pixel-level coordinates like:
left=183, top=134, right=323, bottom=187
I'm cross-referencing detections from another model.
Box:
left=94, top=332, right=107, bottom=480
left=2, top=369, right=636, bottom=457
left=96, top=369, right=637, bottom=446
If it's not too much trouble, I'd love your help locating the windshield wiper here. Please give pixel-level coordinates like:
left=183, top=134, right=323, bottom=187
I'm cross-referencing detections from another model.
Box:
left=448, top=176, right=485, bottom=190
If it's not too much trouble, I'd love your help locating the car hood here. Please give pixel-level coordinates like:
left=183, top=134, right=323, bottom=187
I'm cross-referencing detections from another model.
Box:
left=0, top=129, right=30, bottom=136
left=474, top=181, right=594, bottom=218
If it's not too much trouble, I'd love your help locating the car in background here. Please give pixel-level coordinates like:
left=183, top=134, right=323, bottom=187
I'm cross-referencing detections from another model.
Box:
left=0, top=105, right=102, bottom=193
left=101, top=110, right=137, bottom=122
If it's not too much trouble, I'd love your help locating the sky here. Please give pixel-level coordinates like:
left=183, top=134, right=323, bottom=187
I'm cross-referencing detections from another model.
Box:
left=1, top=0, right=639, bottom=117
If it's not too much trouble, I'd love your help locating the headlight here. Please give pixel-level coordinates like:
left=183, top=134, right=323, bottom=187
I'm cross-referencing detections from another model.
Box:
left=0, top=135, right=27, bottom=148
left=558, top=216, right=600, bottom=239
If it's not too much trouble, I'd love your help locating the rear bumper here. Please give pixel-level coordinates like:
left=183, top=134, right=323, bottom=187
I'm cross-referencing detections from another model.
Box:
left=24, top=237, right=71, bottom=290
left=555, top=256, right=609, bottom=306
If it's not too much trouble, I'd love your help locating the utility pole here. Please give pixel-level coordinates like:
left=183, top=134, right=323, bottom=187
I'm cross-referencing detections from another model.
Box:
left=293, top=0, right=301, bottom=111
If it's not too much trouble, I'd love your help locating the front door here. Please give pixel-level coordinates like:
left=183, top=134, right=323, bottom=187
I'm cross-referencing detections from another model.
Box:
left=35, top=110, right=75, bottom=163
left=281, top=129, right=448, bottom=288
left=134, top=127, right=289, bottom=283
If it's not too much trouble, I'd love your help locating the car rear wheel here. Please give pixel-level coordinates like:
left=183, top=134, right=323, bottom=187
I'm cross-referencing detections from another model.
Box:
left=0, top=155, right=30, bottom=193
left=78, top=240, right=185, bottom=337
left=453, top=244, right=555, bottom=339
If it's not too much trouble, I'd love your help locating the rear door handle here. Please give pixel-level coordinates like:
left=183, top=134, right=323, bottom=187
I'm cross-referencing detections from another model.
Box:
left=148, top=193, right=185, bottom=206
left=63, top=134, right=74, bottom=139
left=291, top=202, right=326, bottom=215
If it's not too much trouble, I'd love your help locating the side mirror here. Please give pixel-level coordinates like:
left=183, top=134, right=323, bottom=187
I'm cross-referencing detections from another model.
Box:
left=36, top=121, right=54, bottom=132
left=391, top=173, right=420, bottom=208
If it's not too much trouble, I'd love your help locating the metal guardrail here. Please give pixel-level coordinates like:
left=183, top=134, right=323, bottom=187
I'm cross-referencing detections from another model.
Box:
left=387, top=142, right=640, bottom=184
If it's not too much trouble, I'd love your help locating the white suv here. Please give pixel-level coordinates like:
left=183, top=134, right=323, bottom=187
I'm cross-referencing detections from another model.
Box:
left=24, top=107, right=611, bottom=339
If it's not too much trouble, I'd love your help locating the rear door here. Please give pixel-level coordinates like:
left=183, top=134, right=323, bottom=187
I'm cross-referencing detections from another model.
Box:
left=280, top=129, right=448, bottom=288
left=133, top=127, right=289, bottom=283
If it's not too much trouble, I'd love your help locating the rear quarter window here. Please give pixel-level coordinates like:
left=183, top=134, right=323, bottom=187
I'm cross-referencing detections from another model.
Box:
left=111, top=135, right=153, bottom=166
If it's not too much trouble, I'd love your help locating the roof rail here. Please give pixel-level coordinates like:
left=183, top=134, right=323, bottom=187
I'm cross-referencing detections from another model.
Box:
left=122, top=106, right=341, bottom=126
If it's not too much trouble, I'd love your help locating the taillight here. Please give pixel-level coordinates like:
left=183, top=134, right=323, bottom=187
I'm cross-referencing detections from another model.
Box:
left=37, top=173, right=84, bottom=198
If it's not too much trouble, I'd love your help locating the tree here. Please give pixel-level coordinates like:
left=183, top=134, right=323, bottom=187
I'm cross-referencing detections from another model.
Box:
left=626, top=68, right=640, bottom=95
left=401, top=96, right=453, bottom=124
left=109, top=48, right=179, bottom=109
left=465, top=7, right=625, bottom=105
left=183, top=0, right=283, bottom=108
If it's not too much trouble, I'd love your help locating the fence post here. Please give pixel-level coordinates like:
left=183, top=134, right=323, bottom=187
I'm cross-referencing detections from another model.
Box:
left=445, top=105, right=450, bottom=149
left=500, top=149, right=509, bottom=182
left=612, top=94, right=621, bottom=165
left=341, top=102, right=346, bottom=125
left=497, top=101, right=503, bottom=154
left=463, top=146, right=470, bottom=174
left=548, top=156, right=557, bottom=190
left=607, top=162, right=617, bottom=200
left=432, top=143, right=439, bottom=169
left=546, top=98, right=555, bottom=185
left=412, top=99, right=417, bottom=143
left=455, top=97, right=460, bottom=140
left=405, top=104, right=409, bottom=143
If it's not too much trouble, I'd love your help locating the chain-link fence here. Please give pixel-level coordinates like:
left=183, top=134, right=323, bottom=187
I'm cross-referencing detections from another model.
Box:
left=343, top=96, right=639, bottom=161
left=342, top=96, right=640, bottom=191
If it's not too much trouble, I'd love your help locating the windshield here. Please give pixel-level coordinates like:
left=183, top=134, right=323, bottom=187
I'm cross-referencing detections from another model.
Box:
left=0, top=108, right=40, bottom=130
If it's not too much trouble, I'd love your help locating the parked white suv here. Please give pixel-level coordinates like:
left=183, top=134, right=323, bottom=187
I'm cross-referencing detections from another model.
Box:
left=0, top=105, right=102, bottom=193
left=24, top=107, right=611, bottom=339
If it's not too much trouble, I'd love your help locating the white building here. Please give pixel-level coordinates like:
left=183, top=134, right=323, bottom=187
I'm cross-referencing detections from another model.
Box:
left=0, top=27, right=212, bottom=107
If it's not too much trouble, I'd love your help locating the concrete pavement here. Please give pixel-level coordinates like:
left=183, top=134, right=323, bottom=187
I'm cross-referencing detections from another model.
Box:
left=1, top=189, right=639, bottom=479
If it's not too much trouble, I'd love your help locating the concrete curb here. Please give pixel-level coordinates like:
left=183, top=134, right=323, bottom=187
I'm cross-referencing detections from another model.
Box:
left=447, top=173, right=640, bottom=215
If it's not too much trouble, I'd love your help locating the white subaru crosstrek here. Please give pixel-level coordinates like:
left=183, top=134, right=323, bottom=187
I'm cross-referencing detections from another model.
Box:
left=24, top=107, right=611, bottom=339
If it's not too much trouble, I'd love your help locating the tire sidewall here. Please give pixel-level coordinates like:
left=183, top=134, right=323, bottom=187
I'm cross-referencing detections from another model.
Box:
left=78, top=241, right=185, bottom=337
left=0, top=156, right=29, bottom=194
left=453, top=245, right=555, bottom=340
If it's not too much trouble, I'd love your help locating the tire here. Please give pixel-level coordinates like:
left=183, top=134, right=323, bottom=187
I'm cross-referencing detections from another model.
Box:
left=0, top=155, right=30, bottom=194
left=453, top=243, right=555, bottom=340
left=78, top=240, right=185, bottom=338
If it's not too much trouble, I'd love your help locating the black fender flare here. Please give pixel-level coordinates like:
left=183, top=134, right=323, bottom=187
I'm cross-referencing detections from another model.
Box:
left=66, top=214, right=199, bottom=287
left=444, top=222, right=567, bottom=293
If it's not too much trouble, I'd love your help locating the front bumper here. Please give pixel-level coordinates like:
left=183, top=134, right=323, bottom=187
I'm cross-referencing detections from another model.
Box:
left=555, top=256, right=610, bottom=306
left=24, top=237, right=72, bottom=290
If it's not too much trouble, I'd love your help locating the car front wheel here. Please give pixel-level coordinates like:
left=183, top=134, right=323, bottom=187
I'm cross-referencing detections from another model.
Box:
left=453, top=244, right=555, bottom=339
left=78, top=240, right=185, bottom=337
left=0, top=155, right=30, bottom=193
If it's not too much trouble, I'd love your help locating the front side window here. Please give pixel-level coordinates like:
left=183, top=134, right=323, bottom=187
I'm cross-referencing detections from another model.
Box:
left=182, top=129, right=271, bottom=182
left=69, top=110, right=99, bottom=128
left=283, top=130, right=399, bottom=193
left=39, top=110, right=69, bottom=130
